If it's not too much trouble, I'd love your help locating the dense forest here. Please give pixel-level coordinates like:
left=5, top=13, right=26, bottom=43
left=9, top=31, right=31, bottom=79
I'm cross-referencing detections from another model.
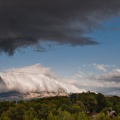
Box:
left=0, top=92, right=120, bottom=120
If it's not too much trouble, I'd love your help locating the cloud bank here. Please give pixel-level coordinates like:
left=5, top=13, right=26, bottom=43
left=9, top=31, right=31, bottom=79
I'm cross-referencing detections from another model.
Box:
left=0, top=0, right=120, bottom=55
left=70, top=65, right=120, bottom=96
left=0, top=64, right=120, bottom=96
left=0, top=64, right=84, bottom=94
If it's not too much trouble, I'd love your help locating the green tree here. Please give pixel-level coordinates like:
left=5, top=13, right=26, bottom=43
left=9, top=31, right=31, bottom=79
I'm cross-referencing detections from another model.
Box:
left=38, top=103, right=51, bottom=119
left=114, top=104, right=120, bottom=114
left=93, top=112, right=111, bottom=120
left=0, top=112, right=10, bottom=120
left=76, top=100, right=85, bottom=112
left=23, top=108, right=38, bottom=120
left=47, top=112, right=58, bottom=120
left=96, top=93, right=107, bottom=112
left=74, top=112, right=89, bottom=120
left=57, top=110, right=75, bottom=120
left=70, top=93, right=78, bottom=104
left=5, top=104, right=25, bottom=120
left=85, top=95, right=98, bottom=113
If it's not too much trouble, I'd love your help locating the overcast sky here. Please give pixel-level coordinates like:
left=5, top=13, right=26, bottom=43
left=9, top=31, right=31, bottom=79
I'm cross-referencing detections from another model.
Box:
left=0, top=0, right=120, bottom=95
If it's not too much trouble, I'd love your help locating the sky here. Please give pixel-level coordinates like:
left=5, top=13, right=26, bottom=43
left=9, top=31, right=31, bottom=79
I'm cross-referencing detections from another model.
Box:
left=0, top=0, right=120, bottom=95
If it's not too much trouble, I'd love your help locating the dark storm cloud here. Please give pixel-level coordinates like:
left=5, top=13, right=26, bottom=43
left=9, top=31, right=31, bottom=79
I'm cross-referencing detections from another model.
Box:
left=0, top=0, right=120, bottom=55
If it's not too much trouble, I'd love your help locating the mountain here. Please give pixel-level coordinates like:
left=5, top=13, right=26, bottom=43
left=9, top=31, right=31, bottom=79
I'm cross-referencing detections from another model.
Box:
left=0, top=64, right=85, bottom=101
left=0, top=90, right=68, bottom=101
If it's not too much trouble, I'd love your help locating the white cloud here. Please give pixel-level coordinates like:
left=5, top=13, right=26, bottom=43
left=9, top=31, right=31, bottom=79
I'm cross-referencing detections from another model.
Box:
left=64, top=67, right=120, bottom=96
left=83, top=64, right=87, bottom=67
left=93, top=63, right=107, bottom=72
left=112, top=65, right=116, bottom=67
left=0, top=64, right=84, bottom=94
left=98, top=68, right=120, bottom=83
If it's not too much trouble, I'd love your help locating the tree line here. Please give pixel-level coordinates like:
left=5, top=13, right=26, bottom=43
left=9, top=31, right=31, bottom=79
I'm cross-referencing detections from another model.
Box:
left=0, top=92, right=120, bottom=120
